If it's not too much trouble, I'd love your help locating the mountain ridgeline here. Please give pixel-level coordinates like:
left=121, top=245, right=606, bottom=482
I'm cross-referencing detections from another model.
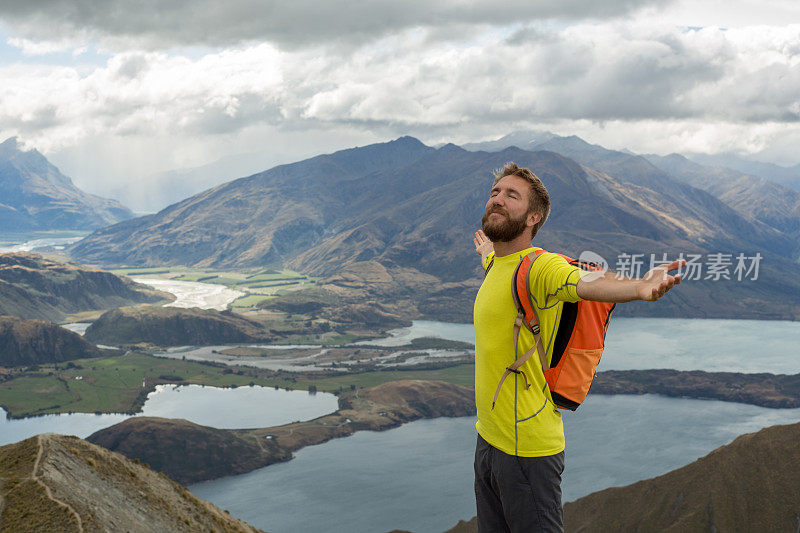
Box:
left=0, top=137, right=132, bottom=231
left=68, top=136, right=800, bottom=322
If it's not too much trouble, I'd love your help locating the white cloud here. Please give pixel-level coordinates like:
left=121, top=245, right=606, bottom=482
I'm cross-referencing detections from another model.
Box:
left=2, top=2, right=800, bottom=190
left=0, top=0, right=665, bottom=50
left=0, top=44, right=285, bottom=152
left=6, top=36, right=85, bottom=56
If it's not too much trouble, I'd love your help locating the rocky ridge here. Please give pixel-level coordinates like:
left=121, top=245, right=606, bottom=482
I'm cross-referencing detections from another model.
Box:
left=562, top=421, right=800, bottom=531
left=0, top=433, right=261, bottom=532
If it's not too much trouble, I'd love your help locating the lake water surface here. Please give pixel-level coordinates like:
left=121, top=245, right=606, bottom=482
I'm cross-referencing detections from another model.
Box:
left=378, top=318, right=800, bottom=373
left=0, top=384, right=337, bottom=447
left=6, top=316, right=800, bottom=532
left=188, top=317, right=800, bottom=532
left=190, top=394, right=800, bottom=533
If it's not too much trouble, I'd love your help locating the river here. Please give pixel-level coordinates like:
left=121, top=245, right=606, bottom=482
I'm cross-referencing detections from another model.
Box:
left=0, top=234, right=86, bottom=253
left=130, top=277, right=245, bottom=311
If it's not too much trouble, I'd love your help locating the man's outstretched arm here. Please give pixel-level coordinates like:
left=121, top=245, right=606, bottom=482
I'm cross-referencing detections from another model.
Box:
left=576, top=259, right=686, bottom=303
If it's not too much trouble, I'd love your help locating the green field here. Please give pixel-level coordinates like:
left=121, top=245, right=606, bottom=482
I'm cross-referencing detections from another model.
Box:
left=0, top=352, right=474, bottom=418
left=229, top=294, right=273, bottom=308
left=0, top=353, right=272, bottom=418
left=282, top=364, right=475, bottom=392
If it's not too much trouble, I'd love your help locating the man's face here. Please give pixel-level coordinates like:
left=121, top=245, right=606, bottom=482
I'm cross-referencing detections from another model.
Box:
left=481, top=174, right=537, bottom=242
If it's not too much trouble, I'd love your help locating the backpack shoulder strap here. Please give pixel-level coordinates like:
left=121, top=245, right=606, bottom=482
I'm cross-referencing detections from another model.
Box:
left=491, top=250, right=549, bottom=410
left=483, top=253, right=495, bottom=278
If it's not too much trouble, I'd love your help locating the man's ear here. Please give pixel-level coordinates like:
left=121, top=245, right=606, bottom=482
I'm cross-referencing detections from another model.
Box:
left=527, top=212, right=542, bottom=228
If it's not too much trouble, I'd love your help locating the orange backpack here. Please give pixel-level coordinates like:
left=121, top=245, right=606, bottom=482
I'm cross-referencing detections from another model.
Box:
left=485, top=249, right=615, bottom=411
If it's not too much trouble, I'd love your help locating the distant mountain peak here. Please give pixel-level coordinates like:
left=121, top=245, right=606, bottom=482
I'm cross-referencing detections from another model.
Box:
left=0, top=136, right=25, bottom=158
left=0, top=137, right=133, bottom=230
left=438, top=142, right=466, bottom=153
left=391, top=135, right=426, bottom=147
left=500, top=144, right=523, bottom=153
left=662, top=152, right=690, bottom=161
left=0, top=136, right=52, bottom=171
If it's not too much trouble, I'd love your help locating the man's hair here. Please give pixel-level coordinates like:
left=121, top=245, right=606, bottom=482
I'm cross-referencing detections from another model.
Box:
left=492, top=162, right=550, bottom=238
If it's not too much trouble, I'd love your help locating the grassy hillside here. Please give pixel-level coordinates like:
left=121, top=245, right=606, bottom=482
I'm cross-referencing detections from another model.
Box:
left=0, top=433, right=260, bottom=531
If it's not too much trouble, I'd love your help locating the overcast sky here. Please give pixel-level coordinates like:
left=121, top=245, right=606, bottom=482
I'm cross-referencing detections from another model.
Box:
left=1, top=0, right=800, bottom=195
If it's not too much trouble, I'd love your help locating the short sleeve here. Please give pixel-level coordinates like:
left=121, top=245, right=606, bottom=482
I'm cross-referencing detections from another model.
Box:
left=528, top=252, right=592, bottom=307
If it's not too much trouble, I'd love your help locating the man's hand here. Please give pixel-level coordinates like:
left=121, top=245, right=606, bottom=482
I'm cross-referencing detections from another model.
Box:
left=474, top=230, right=494, bottom=263
left=637, top=259, right=685, bottom=301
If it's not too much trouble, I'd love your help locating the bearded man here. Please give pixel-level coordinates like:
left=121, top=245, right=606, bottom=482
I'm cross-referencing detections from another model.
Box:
left=471, top=162, right=683, bottom=532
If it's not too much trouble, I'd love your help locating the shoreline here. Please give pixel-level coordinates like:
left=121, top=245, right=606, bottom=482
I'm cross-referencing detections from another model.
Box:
left=5, top=364, right=800, bottom=419
left=87, top=379, right=476, bottom=485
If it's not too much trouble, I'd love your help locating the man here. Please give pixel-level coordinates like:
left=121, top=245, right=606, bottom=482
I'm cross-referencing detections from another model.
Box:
left=472, top=162, right=684, bottom=532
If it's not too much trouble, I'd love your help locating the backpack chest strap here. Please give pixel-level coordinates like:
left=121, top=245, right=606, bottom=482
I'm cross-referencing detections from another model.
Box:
left=491, top=310, right=549, bottom=410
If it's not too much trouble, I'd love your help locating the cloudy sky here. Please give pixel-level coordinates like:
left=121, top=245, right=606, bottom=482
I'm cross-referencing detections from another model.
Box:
left=1, top=0, right=800, bottom=198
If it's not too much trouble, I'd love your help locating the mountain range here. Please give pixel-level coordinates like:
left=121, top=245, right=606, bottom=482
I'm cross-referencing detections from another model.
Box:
left=687, top=151, right=800, bottom=193
left=0, top=137, right=133, bottom=231
left=66, top=134, right=800, bottom=321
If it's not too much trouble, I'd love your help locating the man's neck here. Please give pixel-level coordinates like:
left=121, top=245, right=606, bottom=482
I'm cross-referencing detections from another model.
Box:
left=493, top=234, right=534, bottom=257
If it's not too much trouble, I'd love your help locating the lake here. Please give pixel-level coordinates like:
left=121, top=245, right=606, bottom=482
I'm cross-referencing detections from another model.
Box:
left=5, top=316, right=800, bottom=532
left=374, top=318, right=800, bottom=373
left=190, top=394, right=800, bottom=533
left=0, top=384, right=338, bottom=447
left=186, top=317, right=800, bottom=532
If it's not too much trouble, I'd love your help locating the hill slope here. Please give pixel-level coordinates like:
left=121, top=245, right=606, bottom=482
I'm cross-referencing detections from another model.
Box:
left=0, top=315, right=102, bottom=366
left=0, top=252, right=170, bottom=322
left=562, top=421, right=800, bottom=531
left=687, top=152, right=800, bottom=193
left=0, top=433, right=260, bottom=532
left=84, top=305, right=275, bottom=346
left=69, top=136, right=436, bottom=268
left=0, top=137, right=132, bottom=230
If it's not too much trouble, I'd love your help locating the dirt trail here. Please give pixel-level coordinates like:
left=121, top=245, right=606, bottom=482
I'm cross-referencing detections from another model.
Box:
left=31, top=435, right=84, bottom=532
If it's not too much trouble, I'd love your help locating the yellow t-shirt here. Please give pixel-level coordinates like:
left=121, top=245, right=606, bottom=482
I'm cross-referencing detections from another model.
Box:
left=474, top=247, right=589, bottom=456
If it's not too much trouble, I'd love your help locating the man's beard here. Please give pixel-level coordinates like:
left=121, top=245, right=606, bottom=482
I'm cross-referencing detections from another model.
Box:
left=481, top=209, right=528, bottom=242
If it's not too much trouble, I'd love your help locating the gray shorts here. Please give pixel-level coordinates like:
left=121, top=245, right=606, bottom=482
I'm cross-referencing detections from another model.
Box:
left=474, top=434, right=565, bottom=533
